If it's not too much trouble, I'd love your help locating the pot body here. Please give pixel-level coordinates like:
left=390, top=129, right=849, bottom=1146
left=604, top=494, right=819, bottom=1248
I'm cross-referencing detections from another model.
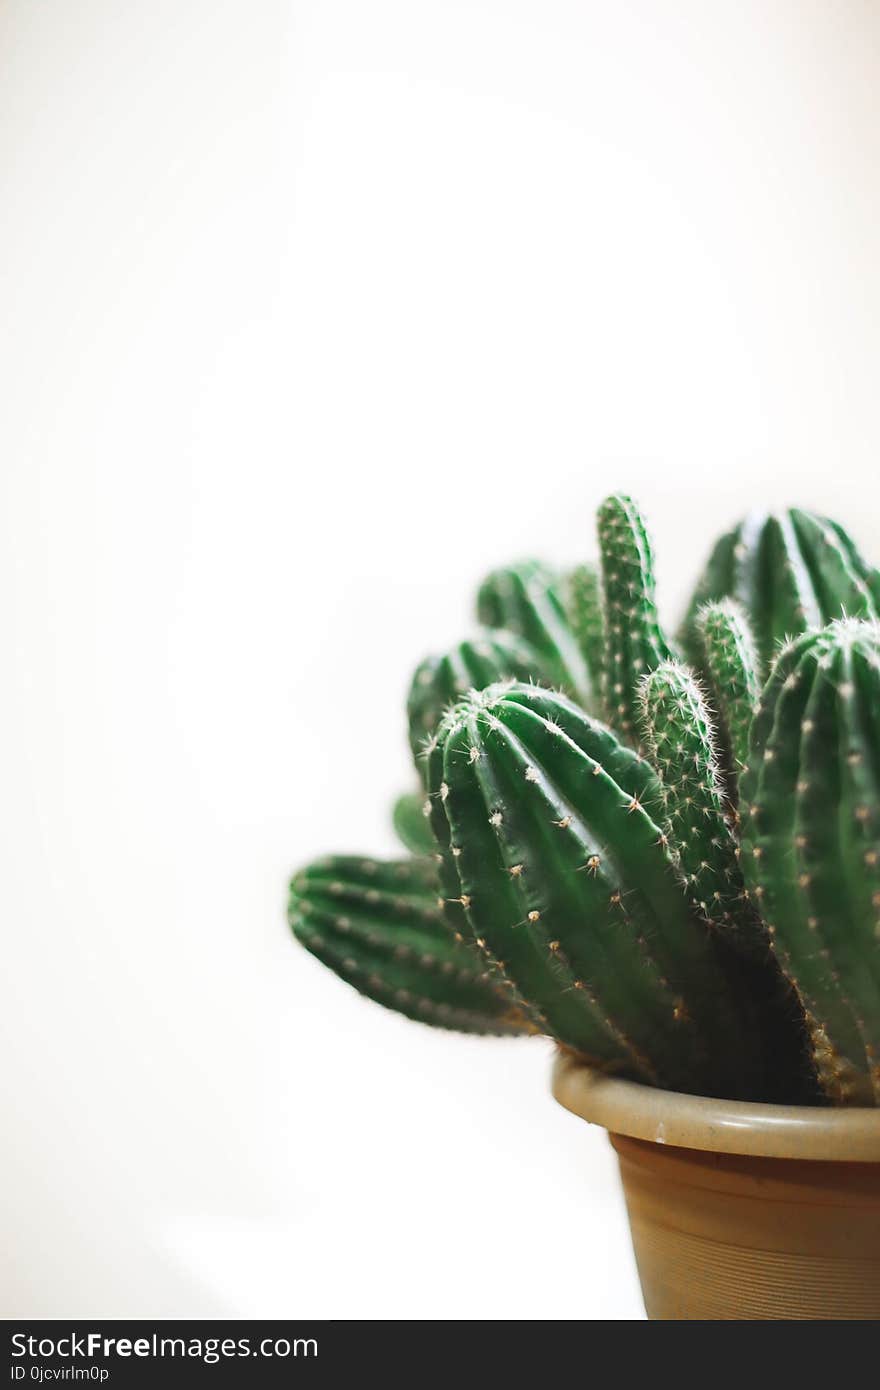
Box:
left=552, top=1053, right=880, bottom=1320
left=612, top=1133, right=880, bottom=1319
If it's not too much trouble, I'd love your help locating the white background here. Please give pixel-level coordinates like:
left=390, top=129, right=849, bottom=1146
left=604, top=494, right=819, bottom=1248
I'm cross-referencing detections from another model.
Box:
left=2, top=1, right=879, bottom=1320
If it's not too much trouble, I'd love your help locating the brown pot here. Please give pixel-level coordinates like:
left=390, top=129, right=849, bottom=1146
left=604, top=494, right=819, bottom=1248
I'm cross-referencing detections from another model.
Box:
left=552, top=1052, right=880, bottom=1320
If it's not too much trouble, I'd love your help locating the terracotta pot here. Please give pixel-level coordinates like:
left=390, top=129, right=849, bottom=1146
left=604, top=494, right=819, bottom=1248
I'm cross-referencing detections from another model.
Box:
left=552, top=1052, right=880, bottom=1320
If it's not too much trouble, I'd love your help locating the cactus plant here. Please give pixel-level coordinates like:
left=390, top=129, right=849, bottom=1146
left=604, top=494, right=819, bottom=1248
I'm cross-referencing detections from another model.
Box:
left=407, top=629, right=553, bottom=780
left=695, top=598, right=761, bottom=788
left=289, top=854, right=532, bottom=1035
left=391, top=790, right=435, bottom=856
left=597, top=494, right=676, bottom=743
left=289, top=494, right=880, bottom=1110
left=740, top=619, right=880, bottom=1105
left=424, top=680, right=763, bottom=1098
left=476, top=559, right=593, bottom=707
left=681, top=509, right=880, bottom=674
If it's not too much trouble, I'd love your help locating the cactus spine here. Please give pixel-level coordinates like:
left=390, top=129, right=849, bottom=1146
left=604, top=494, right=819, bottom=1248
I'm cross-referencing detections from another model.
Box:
left=392, top=790, right=435, bottom=856
left=476, top=560, right=593, bottom=707
left=426, top=681, right=762, bottom=1098
left=695, top=599, right=761, bottom=789
left=289, top=855, right=531, bottom=1035
left=407, top=629, right=551, bottom=779
left=740, top=620, right=880, bottom=1104
left=598, top=494, right=676, bottom=743
left=682, top=509, right=879, bottom=673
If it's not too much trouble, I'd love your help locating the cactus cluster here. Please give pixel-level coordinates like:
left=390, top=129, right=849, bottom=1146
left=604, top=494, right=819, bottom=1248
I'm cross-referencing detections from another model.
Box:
left=288, top=495, right=880, bottom=1108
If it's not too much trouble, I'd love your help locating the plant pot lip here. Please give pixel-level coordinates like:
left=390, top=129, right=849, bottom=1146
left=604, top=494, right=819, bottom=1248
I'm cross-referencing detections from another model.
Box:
left=551, top=1051, right=880, bottom=1162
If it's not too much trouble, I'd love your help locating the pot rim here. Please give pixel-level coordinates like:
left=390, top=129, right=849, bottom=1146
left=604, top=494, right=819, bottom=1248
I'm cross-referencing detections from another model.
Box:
left=552, top=1051, right=880, bottom=1162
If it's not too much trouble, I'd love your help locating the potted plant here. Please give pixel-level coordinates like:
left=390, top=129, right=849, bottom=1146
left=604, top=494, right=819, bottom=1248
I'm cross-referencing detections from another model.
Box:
left=288, top=495, right=880, bottom=1320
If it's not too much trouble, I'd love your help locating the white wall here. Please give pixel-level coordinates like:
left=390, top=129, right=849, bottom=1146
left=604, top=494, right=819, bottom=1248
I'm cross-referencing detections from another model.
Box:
left=1, top=0, right=878, bottom=1319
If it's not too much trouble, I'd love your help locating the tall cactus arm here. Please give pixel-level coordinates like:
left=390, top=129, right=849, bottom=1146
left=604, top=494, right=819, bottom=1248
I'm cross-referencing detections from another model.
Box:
left=739, top=620, right=880, bottom=1105
left=696, top=599, right=761, bottom=786
left=289, top=855, right=532, bottom=1035
left=391, top=790, right=435, bottom=856
left=566, top=563, right=606, bottom=695
left=407, top=629, right=552, bottom=780
left=476, top=559, right=593, bottom=707
left=426, top=682, right=763, bottom=1099
left=597, top=494, right=676, bottom=743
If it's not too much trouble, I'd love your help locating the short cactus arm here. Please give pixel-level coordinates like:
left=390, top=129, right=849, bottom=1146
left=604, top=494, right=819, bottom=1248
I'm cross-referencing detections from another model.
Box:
left=476, top=560, right=593, bottom=707
left=638, top=661, right=763, bottom=949
left=289, top=855, right=532, bottom=1035
left=392, top=791, right=435, bottom=856
left=696, top=599, right=761, bottom=781
left=566, top=563, right=605, bottom=693
left=597, top=494, right=676, bottom=742
left=427, top=682, right=763, bottom=1098
left=740, top=622, right=880, bottom=1104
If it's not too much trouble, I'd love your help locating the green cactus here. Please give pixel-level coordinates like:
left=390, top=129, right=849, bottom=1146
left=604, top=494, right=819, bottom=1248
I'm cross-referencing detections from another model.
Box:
left=476, top=559, right=592, bottom=706
left=638, top=661, right=757, bottom=943
left=425, top=680, right=763, bottom=1098
left=392, top=790, right=435, bottom=856
left=695, top=599, right=761, bottom=787
left=566, top=563, right=605, bottom=693
left=288, top=495, right=880, bottom=1109
left=289, top=854, right=532, bottom=1035
left=407, top=629, right=552, bottom=780
left=740, top=619, right=880, bottom=1105
left=681, top=509, right=879, bottom=674
left=597, top=494, right=676, bottom=743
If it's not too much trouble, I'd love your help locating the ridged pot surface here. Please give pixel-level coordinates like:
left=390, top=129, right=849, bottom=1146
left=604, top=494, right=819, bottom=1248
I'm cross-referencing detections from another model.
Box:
left=552, top=1053, right=880, bottom=1320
